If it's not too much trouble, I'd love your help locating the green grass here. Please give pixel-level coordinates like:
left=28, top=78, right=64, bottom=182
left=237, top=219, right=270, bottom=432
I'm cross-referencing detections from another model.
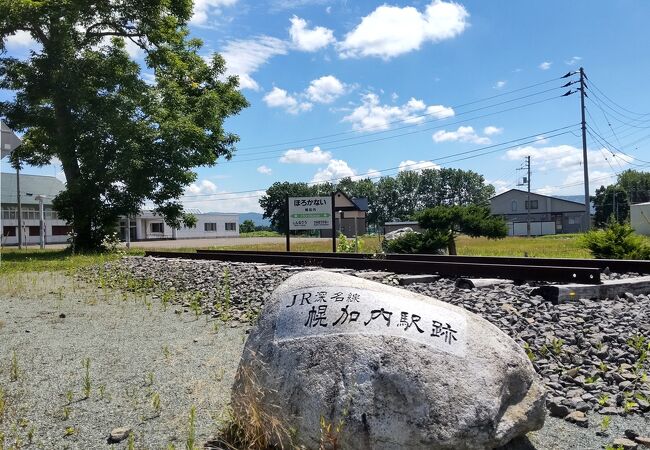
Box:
left=0, top=246, right=199, bottom=275
left=239, top=231, right=282, bottom=238
left=455, top=234, right=592, bottom=258
left=213, top=234, right=590, bottom=258
left=210, top=235, right=384, bottom=254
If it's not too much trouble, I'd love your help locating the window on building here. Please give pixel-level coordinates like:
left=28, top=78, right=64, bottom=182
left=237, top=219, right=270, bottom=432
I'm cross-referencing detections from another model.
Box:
left=150, top=222, right=164, bottom=233
left=225, top=222, right=236, bottom=231
left=52, top=226, right=72, bottom=236
left=3, top=226, right=16, bottom=236
left=525, top=200, right=539, bottom=210
left=568, top=217, right=578, bottom=225
left=28, top=226, right=40, bottom=236
left=204, top=223, right=217, bottom=232
left=511, top=200, right=517, bottom=212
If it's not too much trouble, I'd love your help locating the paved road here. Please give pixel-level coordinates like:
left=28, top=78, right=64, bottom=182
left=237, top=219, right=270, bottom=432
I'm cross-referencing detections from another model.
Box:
left=126, top=236, right=325, bottom=249
left=15, top=236, right=326, bottom=250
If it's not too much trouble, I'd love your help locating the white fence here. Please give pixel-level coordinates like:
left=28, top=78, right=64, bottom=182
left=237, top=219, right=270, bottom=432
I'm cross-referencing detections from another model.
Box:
left=507, top=221, right=556, bottom=236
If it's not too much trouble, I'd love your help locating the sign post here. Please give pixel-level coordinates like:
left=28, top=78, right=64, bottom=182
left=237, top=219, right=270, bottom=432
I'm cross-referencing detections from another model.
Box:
left=331, top=192, right=336, bottom=253
left=287, top=195, right=335, bottom=253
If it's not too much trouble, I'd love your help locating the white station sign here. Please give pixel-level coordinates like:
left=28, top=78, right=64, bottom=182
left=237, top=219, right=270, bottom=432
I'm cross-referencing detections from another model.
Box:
left=289, top=196, right=332, bottom=230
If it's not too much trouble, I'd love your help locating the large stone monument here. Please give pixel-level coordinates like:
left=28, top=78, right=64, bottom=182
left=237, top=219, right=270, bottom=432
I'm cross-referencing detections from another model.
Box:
left=231, top=270, right=545, bottom=449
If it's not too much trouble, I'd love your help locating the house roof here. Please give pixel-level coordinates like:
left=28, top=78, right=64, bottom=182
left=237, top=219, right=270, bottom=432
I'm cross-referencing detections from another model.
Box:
left=1, top=172, right=65, bottom=206
left=334, top=189, right=369, bottom=211
left=490, top=188, right=585, bottom=206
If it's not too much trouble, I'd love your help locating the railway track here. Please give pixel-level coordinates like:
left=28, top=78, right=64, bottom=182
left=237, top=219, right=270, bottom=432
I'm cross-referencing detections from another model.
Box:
left=139, top=250, right=650, bottom=285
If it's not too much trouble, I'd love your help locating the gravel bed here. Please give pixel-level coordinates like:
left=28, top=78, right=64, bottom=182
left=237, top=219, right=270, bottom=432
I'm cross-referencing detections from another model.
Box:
left=89, top=256, right=650, bottom=448
left=0, top=272, right=246, bottom=449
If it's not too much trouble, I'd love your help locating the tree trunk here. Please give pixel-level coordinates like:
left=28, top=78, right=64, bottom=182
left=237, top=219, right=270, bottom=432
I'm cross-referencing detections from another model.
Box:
left=447, top=234, right=457, bottom=255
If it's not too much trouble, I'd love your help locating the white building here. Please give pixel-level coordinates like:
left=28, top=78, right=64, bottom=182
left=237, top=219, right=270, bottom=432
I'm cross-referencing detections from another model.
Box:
left=120, top=209, right=239, bottom=241
left=1, top=172, right=70, bottom=245
left=631, top=202, right=650, bottom=236
left=1, top=172, right=240, bottom=245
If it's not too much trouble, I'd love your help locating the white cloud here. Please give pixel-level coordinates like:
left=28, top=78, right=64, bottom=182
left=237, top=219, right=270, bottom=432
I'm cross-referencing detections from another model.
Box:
left=190, top=0, right=238, bottom=25
left=494, top=80, right=507, bottom=89
left=539, top=61, right=552, bottom=70
left=183, top=191, right=265, bottom=213
left=263, top=87, right=312, bottom=114
left=432, top=126, right=491, bottom=144
left=124, top=39, right=144, bottom=59
left=280, top=146, right=332, bottom=164
left=356, top=168, right=382, bottom=180
left=398, top=160, right=440, bottom=172
left=289, top=16, right=335, bottom=52
left=256, top=165, right=272, bottom=175
left=305, top=75, right=346, bottom=103
left=343, top=92, right=454, bottom=131
left=536, top=170, right=613, bottom=197
left=488, top=179, right=511, bottom=195
left=186, top=179, right=218, bottom=195
left=503, top=144, right=633, bottom=172
left=338, top=0, right=469, bottom=59
left=220, top=36, right=288, bottom=91
left=534, top=135, right=549, bottom=145
left=565, top=56, right=582, bottom=66
left=4, top=30, right=38, bottom=51
left=312, top=159, right=356, bottom=183
left=483, top=126, right=503, bottom=136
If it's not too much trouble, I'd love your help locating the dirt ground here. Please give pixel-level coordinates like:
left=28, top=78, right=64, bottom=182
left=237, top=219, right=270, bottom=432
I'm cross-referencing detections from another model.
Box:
left=0, top=272, right=246, bottom=449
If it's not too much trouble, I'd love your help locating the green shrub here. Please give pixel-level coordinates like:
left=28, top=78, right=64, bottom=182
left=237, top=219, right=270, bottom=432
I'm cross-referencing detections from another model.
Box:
left=580, top=219, right=650, bottom=259
left=337, top=233, right=362, bottom=253
left=383, top=230, right=448, bottom=254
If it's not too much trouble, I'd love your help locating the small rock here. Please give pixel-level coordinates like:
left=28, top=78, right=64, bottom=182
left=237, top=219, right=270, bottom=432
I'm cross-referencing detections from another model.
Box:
left=626, top=430, right=640, bottom=440
left=108, top=427, right=131, bottom=443
left=634, top=436, right=650, bottom=448
left=59, top=313, right=66, bottom=318
left=612, top=438, right=638, bottom=450
left=548, top=402, right=570, bottom=418
left=564, top=410, right=588, bottom=427
left=599, top=406, right=622, bottom=415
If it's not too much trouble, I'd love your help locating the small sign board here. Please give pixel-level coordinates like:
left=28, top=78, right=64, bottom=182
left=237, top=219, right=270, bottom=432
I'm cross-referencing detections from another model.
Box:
left=288, top=196, right=333, bottom=230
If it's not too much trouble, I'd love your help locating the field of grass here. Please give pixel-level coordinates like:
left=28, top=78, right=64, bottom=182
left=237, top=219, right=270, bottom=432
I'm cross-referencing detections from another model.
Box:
left=0, top=233, right=592, bottom=275
left=213, top=234, right=592, bottom=259
left=455, top=234, right=592, bottom=258
left=239, top=231, right=282, bottom=237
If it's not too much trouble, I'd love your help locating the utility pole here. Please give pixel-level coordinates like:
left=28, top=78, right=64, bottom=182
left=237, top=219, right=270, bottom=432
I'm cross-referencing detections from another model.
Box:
left=16, top=164, right=23, bottom=248
left=517, top=156, right=532, bottom=237
left=579, top=67, right=590, bottom=231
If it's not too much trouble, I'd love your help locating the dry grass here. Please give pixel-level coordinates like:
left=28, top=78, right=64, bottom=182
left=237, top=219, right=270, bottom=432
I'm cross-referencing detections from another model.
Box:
left=455, top=234, right=591, bottom=258
left=214, top=361, right=296, bottom=450
left=211, top=234, right=590, bottom=258
left=211, top=236, right=383, bottom=254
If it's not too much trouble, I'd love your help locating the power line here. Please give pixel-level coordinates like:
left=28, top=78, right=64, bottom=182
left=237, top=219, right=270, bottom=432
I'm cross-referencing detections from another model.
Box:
left=236, top=76, right=567, bottom=151
left=180, top=127, right=579, bottom=202
left=586, top=77, right=650, bottom=117
left=222, top=95, right=566, bottom=164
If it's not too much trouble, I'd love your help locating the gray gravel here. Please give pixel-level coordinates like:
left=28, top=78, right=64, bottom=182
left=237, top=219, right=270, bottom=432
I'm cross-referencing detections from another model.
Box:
left=90, top=256, right=650, bottom=448
left=3, top=256, right=650, bottom=449
left=0, top=272, right=246, bottom=449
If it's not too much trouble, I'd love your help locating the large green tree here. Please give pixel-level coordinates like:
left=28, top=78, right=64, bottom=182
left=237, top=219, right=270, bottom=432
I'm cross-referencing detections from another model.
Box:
left=1, top=0, right=248, bottom=250
left=592, top=184, right=630, bottom=227
left=618, top=169, right=650, bottom=205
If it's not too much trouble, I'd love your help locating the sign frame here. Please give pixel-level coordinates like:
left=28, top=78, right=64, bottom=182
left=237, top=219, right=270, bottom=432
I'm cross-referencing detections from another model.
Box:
left=286, top=193, right=336, bottom=252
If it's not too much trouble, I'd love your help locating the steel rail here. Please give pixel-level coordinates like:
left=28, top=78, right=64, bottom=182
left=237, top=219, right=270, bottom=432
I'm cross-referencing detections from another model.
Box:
left=195, top=249, right=650, bottom=275
left=145, top=251, right=601, bottom=284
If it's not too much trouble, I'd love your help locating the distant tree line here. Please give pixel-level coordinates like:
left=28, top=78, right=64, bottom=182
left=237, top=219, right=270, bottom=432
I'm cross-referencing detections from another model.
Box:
left=592, top=169, right=650, bottom=227
left=259, top=168, right=496, bottom=231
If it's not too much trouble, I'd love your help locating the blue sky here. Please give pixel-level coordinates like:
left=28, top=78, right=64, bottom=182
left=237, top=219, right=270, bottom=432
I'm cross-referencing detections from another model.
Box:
left=2, top=0, right=650, bottom=213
